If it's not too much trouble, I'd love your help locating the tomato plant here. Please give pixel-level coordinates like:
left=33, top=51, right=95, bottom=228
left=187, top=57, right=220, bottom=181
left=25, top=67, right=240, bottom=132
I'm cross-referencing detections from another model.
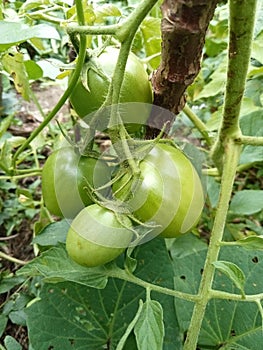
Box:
left=69, top=46, right=153, bottom=132
left=114, top=142, right=205, bottom=238
left=66, top=204, right=133, bottom=267
left=42, top=146, right=111, bottom=219
left=1, top=0, right=263, bottom=349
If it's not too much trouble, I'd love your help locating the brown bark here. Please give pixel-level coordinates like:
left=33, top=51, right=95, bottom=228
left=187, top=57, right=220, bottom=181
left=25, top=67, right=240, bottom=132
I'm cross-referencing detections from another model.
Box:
left=146, top=0, right=219, bottom=137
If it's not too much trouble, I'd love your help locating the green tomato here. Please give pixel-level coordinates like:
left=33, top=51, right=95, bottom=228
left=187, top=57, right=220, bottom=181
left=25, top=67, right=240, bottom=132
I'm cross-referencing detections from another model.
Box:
left=42, top=147, right=111, bottom=219
left=66, top=204, right=133, bottom=267
left=69, top=47, right=153, bottom=132
left=113, top=142, right=205, bottom=238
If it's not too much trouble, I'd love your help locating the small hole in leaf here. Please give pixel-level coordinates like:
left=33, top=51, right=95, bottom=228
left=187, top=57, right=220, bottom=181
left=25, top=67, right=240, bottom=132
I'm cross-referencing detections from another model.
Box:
left=48, top=347, right=54, bottom=350
left=231, top=329, right=236, bottom=336
left=200, top=268, right=204, bottom=275
left=252, top=256, right=258, bottom=263
left=69, top=339, right=75, bottom=345
left=180, top=275, right=186, bottom=280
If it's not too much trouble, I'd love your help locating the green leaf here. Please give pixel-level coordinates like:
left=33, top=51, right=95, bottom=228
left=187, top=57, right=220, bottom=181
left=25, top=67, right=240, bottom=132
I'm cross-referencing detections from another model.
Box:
left=0, top=275, right=25, bottom=294
left=94, top=4, right=121, bottom=23
left=26, top=281, right=133, bottom=350
left=125, top=246, right=138, bottom=273
left=207, top=176, right=220, bottom=208
left=0, top=115, right=14, bottom=139
left=0, top=315, right=8, bottom=338
left=254, top=0, right=263, bottom=37
left=24, top=60, right=43, bottom=80
left=9, top=310, right=27, bottom=326
left=233, top=236, right=263, bottom=250
left=37, top=59, right=65, bottom=80
left=140, top=17, right=161, bottom=69
left=0, top=139, right=13, bottom=171
left=229, top=190, right=263, bottom=215
left=213, top=260, right=245, bottom=298
left=134, top=299, right=164, bottom=350
left=17, top=245, right=108, bottom=289
left=33, top=220, right=69, bottom=246
left=239, top=110, right=263, bottom=164
left=219, top=329, right=263, bottom=349
left=194, top=57, right=227, bottom=100
left=4, top=336, right=22, bottom=350
left=2, top=53, right=30, bottom=100
left=252, top=32, right=263, bottom=64
left=0, top=22, right=60, bottom=51
left=133, top=238, right=183, bottom=349
left=25, top=238, right=181, bottom=349
left=244, top=76, right=263, bottom=106
left=169, top=235, right=208, bottom=333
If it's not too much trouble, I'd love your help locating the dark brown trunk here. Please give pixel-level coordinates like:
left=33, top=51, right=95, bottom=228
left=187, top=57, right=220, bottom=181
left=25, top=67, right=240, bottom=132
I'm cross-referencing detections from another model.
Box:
left=146, top=0, right=219, bottom=138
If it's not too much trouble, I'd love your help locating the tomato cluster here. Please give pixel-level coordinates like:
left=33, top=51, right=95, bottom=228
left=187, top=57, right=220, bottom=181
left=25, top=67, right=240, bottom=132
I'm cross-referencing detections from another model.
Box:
left=42, top=142, right=204, bottom=267
left=41, top=47, right=205, bottom=268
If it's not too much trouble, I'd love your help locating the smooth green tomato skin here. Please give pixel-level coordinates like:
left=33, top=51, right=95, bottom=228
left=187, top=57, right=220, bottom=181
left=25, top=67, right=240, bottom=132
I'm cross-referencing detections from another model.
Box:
left=42, top=147, right=111, bottom=219
left=66, top=204, right=133, bottom=267
left=113, top=143, right=205, bottom=238
left=69, top=47, right=153, bottom=132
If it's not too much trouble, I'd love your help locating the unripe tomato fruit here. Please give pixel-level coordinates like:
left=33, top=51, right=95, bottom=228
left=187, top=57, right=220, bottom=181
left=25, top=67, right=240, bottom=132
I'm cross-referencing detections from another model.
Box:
left=42, top=147, right=111, bottom=219
left=69, top=47, right=153, bottom=132
left=113, top=143, right=204, bottom=238
left=66, top=204, right=133, bottom=267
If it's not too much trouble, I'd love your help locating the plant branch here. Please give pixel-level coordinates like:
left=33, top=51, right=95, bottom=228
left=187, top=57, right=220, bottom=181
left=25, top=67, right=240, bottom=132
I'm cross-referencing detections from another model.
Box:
left=210, top=289, right=263, bottom=302
left=0, top=171, right=41, bottom=180
left=107, top=268, right=199, bottom=303
left=184, top=1, right=257, bottom=346
left=116, top=300, right=144, bottom=350
left=0, top=251, right=28, bottom=265
left=103, top=0, right=158, bottom=173
left=183, top=104, right=213, bottom=146
left=66, top=23, right=119, bottom=36
left=211, top=0, right=257, bottom=172
left=184, top=140, right=242, bottom=350
left=66, top=0, right=158, bottom=41
left=235, top=135, right=263, bottom=146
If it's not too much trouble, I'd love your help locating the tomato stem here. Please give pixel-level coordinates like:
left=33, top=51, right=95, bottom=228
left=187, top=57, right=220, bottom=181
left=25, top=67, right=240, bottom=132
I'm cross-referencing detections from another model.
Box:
left=0, top=251, right=27, bottom=265
left=107, top=267, right=200, bottom=303
left=66, top=23, right=119, bottom=36
left=211, top=0, right=257, bottom=173
left=184, top=0, right=257, bottom=348
left=183, top=104, right=213, bottom=146
left=116, top=300, right=144, bottom=350
left=234, top=135, right=263, bottom=146
left=183, top=140, right=242, bottom=350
